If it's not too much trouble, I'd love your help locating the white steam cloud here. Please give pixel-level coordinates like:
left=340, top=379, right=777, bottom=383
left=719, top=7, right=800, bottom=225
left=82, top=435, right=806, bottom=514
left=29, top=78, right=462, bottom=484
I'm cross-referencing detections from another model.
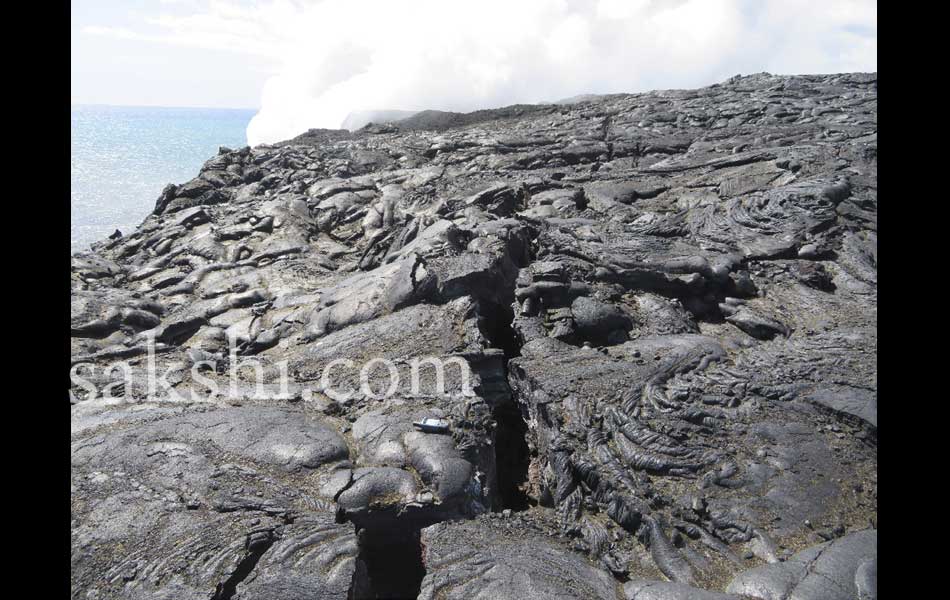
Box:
left=86, top=0, right=874, bottom=146
left=246, top=0, right=875, bottom=145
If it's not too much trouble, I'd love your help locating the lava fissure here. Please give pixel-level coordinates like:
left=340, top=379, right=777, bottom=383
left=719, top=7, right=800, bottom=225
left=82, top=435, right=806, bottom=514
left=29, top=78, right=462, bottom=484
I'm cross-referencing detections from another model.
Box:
left=348, top=523, right=427, bottom=600
left=210, top=530, right=276, bottom=600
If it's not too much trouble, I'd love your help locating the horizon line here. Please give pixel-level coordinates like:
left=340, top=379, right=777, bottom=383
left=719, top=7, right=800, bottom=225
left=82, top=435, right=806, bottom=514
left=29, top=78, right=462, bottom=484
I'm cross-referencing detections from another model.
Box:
left=71, top=101, right=260, bottom=112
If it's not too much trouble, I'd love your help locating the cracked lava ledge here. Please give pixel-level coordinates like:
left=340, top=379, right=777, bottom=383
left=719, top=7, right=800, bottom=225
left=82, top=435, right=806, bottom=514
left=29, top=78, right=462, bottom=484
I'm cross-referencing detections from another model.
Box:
left=71, top=72, right=878, bottom=600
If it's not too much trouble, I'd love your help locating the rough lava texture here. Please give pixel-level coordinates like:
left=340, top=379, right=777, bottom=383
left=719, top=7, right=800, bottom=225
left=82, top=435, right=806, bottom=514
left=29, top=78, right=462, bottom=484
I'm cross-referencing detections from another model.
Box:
left=71, top=72, right=877, bottom=599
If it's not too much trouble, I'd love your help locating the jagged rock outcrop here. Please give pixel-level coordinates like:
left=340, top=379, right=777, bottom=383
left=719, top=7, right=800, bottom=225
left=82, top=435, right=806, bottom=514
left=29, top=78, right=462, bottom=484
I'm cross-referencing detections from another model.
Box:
left=71, top=72, right=877, bottom=599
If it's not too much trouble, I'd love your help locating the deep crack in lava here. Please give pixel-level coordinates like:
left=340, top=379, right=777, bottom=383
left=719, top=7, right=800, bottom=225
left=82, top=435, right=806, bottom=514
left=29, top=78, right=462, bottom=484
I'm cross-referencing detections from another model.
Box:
left=349, top=524, right=426, bottom=600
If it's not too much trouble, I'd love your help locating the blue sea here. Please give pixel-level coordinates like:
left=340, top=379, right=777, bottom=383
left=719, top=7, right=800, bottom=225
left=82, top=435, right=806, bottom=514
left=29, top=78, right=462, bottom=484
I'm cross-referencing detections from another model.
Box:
left=71, top=105, right=257, bottom=253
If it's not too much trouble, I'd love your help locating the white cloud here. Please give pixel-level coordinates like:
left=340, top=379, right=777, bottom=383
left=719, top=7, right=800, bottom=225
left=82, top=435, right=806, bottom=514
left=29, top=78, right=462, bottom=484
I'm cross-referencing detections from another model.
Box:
left=80, top=0, right=877, bottom=145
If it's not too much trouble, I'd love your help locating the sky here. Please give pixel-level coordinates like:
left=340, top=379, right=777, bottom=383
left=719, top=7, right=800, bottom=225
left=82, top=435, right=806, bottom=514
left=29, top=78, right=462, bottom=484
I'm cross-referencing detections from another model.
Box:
left=72, top=0, right=877, bottom=145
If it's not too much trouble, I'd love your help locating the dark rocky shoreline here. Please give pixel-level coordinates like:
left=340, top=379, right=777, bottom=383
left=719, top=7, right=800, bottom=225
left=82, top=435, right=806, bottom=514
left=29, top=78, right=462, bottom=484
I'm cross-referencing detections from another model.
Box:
left=71, top=72, right=877, bottom=599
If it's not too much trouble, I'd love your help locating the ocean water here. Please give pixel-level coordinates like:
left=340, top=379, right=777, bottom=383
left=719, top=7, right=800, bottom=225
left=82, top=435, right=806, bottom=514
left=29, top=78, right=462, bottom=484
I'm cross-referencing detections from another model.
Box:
left=71, top=105, right=257, bottom=253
